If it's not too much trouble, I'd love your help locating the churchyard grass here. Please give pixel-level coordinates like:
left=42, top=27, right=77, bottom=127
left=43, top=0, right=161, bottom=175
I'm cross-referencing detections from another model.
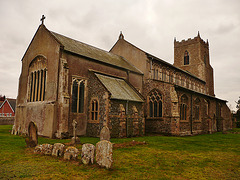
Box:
left=0, top=125, right=240, bottom=179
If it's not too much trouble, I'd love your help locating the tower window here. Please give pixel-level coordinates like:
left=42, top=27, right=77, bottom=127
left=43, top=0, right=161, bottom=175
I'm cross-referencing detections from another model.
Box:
left=184, top=51, right=189, bottom=65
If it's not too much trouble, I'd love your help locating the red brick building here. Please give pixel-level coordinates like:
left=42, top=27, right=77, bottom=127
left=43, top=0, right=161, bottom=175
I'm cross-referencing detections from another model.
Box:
left=0, top=98, right=16, bottom=117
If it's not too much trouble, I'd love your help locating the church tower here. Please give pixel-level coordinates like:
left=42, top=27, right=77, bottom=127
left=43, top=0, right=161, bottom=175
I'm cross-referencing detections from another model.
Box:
left=173, top=32, right=214, bottom=96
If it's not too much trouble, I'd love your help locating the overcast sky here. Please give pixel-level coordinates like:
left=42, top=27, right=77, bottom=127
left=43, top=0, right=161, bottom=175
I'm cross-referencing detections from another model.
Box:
left=0, top=0, right=239, bottom=111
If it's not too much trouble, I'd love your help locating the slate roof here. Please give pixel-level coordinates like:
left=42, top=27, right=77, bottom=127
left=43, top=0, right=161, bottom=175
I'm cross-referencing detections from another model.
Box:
left=50, top=31, right=142, bottom=74
left=95, top=73, right=144, bottom=102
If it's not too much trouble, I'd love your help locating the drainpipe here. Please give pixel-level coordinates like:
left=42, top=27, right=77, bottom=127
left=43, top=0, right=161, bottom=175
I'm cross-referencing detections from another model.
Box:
left=190, top=94, right=193, bottom=134
left=126, top=100, right=129, bottom=137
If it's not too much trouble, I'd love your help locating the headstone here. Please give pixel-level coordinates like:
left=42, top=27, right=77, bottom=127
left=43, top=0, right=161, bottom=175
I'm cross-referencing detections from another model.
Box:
left=81, top=144, right=95, bottom=165
left=96, top=140, right=113, bottom=169
left=100, top=126, right=110, bottom=141
left=34, top=144, right=43, bottom=154
left=64, top=146, right=79, bottom=160
left=71, top=120, right=80, bottom=144
left=41, top=144, right=53, bottom=155
left=26, top=122, right=38, bottom=147
left=52, top=143, right=65, bottom=157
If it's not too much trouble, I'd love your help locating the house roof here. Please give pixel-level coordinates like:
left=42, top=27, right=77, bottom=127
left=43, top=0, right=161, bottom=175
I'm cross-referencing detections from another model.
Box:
left=0, top=98, right=16, bottom=112
left=50, top=31, right=143, bottom=75
left=95, top=73, right=144, bottom=102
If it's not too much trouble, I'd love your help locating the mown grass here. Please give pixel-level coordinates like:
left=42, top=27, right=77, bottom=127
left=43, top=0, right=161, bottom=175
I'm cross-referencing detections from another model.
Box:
left=0, top=125, right=240, bottom=179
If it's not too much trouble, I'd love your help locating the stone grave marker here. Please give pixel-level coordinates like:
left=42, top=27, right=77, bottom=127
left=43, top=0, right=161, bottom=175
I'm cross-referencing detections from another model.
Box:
left=81, top=144, right=95, bottom=165
left=71, top=120, right=80, bottom=145
left=52, top=143, right=65, bottom=157
left=96, top=140, right=113, bottom=169
left=64, top=146, right=79, bottom=160
left=100, top=126, right=110, bottom=141
left=26, top=122, right=38, bottom=147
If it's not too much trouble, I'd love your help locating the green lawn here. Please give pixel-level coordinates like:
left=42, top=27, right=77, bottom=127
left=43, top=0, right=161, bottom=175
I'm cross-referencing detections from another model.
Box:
left=0, top=125, right=240, bottom=180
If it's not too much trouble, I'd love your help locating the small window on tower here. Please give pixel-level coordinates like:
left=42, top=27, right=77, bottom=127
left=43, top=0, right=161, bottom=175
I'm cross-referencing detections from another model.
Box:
left=184, top=51, right=189, bottom=65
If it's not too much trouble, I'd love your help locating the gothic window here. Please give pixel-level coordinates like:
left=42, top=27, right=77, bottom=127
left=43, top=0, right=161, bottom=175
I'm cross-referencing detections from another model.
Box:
left=184, top=51, right=189, bottom=65
left=194, top=98, right=201, bottom=120
left=91, top=99, right=99, bottom=120
left=72, top=78, right=85, bottom=113
left=204, top=54, right=207, bottom=64
left=180, top=95, right=188, bottom=120
left=148, top=90, right=163, bottom=118
left=162, top=71, right=166, bottom=81
left=204, top=99, right=210, bottom=116
left=28, top=56, right=47, bottom=102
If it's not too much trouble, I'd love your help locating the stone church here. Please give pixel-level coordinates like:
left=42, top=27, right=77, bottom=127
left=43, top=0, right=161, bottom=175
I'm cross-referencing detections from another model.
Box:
left=14, top=20, right=232, bottom=138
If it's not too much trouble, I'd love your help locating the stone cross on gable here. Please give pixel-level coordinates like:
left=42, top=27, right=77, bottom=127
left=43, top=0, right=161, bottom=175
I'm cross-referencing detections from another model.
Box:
left=40, top=15, right=46, bottom=25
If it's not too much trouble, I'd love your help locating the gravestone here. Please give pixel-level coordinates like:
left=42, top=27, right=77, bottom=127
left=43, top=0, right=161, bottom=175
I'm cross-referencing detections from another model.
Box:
left=71, top=120, right=80, bottom=145
left=34, top=144, right=43, bottom=154
left=26, top=122, right=38, bottom=147
left=64, top=146, right=79, bottom=160
left=100, top=126, right=110, bottom=141
left=81, top=144, right=95, bottom=165
left=52, top=143, right=65, bottom=157
left=41, top=144, right=53, bottom=155
left=96, top=140, right=113, bottom=169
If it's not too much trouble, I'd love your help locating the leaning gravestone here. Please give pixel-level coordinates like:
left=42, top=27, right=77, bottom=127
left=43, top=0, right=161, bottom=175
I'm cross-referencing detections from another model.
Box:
left=100, top=126, right=110, bottom=141
left=26, top=122, right=38, bottom=147
left=81, top=144, right=95, bottom=165
left=96, top=140, right=113, bottom=169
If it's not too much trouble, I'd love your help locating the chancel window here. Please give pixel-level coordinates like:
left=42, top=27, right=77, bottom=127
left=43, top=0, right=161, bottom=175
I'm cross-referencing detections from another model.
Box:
left=180, top=95, right=188, bottom=120
left=184, top=50, right=189, bottom=65
left=28, top=56, right=47, bottom=102
left=149, top=90, right=163, bottom=118
left=72, top=78, right=85, bottom=113
left=91, top=99, right=99, bottom=120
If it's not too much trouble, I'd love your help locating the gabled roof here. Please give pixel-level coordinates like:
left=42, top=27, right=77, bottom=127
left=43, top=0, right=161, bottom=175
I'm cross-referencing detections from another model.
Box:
left=50, top=31, right=143, bottom=74
left=95, top=73, right=144, bottom=102
left=0, top=98, right=16, bottom=112
left=111, top=36, right=205, bottom=83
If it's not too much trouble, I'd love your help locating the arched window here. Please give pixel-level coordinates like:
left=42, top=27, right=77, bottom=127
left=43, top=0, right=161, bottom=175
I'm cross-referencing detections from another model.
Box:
left=72, top=78, right=85, bottom=113
left=148, top=90, right=163, bottom=118
left=194, top=98, right=201, bottom=120
left=180, top=94, right=188, bottom=120
left=204, top=99, right=210, bottom=116
left=91, top=99, right=99, bottom=120
left=28, top=56, right=47, bottom=102
left=184, top=51, right=189, bottom=65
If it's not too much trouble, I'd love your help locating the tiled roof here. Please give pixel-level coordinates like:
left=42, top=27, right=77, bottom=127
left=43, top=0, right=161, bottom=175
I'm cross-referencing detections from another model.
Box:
left=95, top=73, right=144, bottom=102
left=50, top=31, right=142, bottom=74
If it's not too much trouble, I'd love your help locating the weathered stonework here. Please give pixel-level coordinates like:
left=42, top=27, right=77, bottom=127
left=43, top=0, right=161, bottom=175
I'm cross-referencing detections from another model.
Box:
left=81, top=144, right=95, bottom=165
left=64, top=146, right=79, bottom=160
left=52, top=143, right=65, bottom=157
left=96, top=140, right=113, bottom=169
left=41, top=144, right=53, bottom=155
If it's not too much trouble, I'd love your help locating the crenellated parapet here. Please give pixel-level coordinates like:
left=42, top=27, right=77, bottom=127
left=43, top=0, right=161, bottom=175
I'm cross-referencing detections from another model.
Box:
left=174, top=32, right=209, bottom=49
